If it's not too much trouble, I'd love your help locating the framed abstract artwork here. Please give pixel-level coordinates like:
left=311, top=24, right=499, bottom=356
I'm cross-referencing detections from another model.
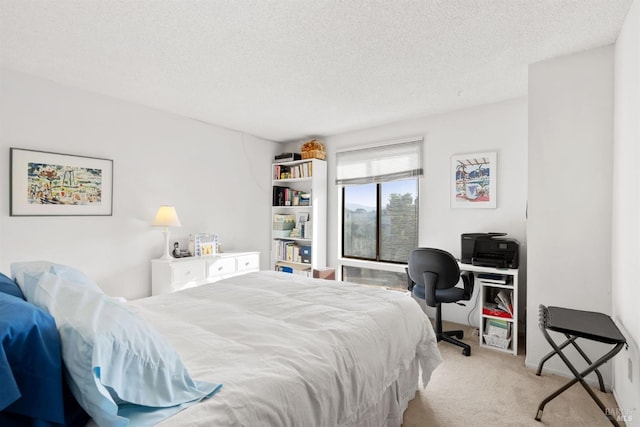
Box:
left=451, top=151, right=497, bottom=209
left=10, top=148, right=113, bottom=216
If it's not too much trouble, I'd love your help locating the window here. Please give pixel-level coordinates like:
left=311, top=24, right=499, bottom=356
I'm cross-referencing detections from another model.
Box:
left=336, top=137, right=423, bottom=287
left=342, top=178, right=418, bottom=263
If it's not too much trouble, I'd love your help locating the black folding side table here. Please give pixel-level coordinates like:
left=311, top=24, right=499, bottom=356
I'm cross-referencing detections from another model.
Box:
left=535, top=305, right=626, bottom=426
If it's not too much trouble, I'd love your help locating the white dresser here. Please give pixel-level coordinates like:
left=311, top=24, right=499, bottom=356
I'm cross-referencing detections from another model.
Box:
left=151, top=251, right=260, bottom=296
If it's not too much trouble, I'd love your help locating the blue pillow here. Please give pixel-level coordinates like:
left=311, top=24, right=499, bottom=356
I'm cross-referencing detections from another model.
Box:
left=23, top=271, right=221, bottom=427
left=0, top=292, right=64, bottom=423
left=0, top=273, right=24, bottom=300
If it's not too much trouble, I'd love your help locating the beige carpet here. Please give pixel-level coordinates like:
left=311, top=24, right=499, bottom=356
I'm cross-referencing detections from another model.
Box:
left=403, top=322, right=623, bottom=427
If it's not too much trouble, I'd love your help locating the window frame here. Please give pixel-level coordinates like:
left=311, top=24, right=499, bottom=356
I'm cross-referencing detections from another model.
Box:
left=340, top=177, right=419, bottom=265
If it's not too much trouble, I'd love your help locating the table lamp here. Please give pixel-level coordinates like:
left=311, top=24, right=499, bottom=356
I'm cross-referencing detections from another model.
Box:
left=152, top=205, right=182, bottom=260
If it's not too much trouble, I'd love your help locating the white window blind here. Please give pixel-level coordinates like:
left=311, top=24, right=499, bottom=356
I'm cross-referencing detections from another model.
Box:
left=335, top=137, right=423, bottom=185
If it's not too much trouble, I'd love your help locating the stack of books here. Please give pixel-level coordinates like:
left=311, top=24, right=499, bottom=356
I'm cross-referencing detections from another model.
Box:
left=298, top=193, right=311, bottom=206
left=272, top=240, right=305, bottom=263
left=273, top=162, right=312, bottom=179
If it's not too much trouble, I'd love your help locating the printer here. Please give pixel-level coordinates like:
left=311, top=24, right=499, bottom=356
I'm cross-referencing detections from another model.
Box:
left=461, top=233, right=519, bottom=269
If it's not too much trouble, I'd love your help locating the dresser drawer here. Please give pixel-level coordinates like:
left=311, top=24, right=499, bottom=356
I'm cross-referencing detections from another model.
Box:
left=207, top=257, right=236, bottom=278
left=236, top=253, right=260, bottom=272
left=152, top=252, right=260, bottom=295
left=171, top=261, right=205, bottom=285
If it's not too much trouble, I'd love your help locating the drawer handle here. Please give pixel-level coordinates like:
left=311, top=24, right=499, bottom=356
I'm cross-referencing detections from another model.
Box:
left=245, top=261, right=250, bottom=266
left=218, top=266, right=223, bottom=271
left=185, top=270, right=191, bottom=276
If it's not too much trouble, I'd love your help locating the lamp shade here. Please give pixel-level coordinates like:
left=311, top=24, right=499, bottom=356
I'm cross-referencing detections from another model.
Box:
left=152, top=206, right=182, bottom=227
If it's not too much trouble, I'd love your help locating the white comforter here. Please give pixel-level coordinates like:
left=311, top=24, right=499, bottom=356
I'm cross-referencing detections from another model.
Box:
left=128, top=271, right=441, bottom=427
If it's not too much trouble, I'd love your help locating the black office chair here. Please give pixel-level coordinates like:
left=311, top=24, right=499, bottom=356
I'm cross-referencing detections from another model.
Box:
left=407, top=248, right=474, bottom=356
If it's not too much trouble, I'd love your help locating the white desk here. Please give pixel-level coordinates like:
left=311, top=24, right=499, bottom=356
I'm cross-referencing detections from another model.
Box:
left=458, top=262, right=519, bottom=355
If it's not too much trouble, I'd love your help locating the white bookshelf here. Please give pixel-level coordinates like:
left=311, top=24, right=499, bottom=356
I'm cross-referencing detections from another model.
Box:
left=271, top=159, right=327, bottom=275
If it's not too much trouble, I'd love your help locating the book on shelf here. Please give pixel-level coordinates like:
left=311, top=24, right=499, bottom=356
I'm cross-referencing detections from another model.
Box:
left=290, top=212, right=309, bottom=239
left=485, top=318, right=511, bottom=339
left=495, top=289, right=513, bottom=316
left=273, top=161, right=312, bottom=179
left=303, top=220, right=311, bottom=239
left=273, top=186, right=286, bottom=206
left=482, top=303, right=513, bottom=319
left=300, top=245, right=312, bottom=264
left=272, top=240, right=305, bottom=263
left=272, top=186, right=309, bottom=207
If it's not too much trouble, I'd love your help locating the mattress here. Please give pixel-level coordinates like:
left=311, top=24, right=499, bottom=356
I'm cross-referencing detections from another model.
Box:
left=126, top=271, right=442, bottom=426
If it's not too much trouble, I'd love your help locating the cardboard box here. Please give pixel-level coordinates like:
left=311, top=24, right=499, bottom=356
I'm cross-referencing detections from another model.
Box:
left=313, top=268, right=335, bottom=280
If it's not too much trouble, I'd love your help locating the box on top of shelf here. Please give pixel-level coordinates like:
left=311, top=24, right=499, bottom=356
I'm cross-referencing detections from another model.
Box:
left=301, top=139, right=326, bottom=160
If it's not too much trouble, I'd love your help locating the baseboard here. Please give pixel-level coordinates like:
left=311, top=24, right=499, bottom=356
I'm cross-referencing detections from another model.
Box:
left=524, top=361, right=612, bottom=391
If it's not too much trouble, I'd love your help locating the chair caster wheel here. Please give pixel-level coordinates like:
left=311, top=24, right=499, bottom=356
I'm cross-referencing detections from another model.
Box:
left=462, top=348, right=471, bottom=356
left=454, top=332, right=464, bottom=339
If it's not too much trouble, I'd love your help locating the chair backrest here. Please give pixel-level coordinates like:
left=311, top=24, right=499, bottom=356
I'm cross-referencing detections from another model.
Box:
left=407, top=248, right=461, bottom=290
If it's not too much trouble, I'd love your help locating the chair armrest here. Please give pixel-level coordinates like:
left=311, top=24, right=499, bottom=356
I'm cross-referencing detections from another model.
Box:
left=405, top=267, right=414, bottom=291
left=461, top=271, right=474, bottom=299
left=423, top=271, right=439, bottom=307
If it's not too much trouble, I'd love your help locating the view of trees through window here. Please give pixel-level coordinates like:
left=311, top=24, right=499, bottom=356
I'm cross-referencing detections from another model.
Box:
left=343, top=178, right=418, bottom=264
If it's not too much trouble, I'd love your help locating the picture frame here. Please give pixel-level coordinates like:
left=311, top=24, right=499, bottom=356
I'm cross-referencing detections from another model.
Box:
left=451, top=151, right=497, bottom=209
left=10, top=148, right=113, bottom=216
left=297, top=212, right=309, bottom=225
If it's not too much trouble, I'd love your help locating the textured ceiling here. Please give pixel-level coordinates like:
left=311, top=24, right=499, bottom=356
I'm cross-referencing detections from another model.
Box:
left=0, top=1, right=633, bottom=142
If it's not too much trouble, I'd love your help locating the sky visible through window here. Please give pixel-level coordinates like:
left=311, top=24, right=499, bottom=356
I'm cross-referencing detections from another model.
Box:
left=345, top=179, right=417, bottom=210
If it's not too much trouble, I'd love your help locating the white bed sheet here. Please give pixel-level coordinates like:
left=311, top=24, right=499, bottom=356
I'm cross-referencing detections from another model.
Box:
left=128, top=271, right=441, bottom=427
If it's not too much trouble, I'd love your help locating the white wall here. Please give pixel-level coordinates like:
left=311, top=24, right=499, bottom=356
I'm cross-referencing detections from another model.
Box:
left=612, top=0, right=640, bottom=422
left=319, top=97, right=528, bottom=328
left=527, top=46, right=616, bottom=384
left=0, top=69, right=279, bottom=299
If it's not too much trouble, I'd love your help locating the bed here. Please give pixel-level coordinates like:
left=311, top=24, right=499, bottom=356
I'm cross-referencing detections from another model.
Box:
left=2, top=263, right=441, bottom=427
